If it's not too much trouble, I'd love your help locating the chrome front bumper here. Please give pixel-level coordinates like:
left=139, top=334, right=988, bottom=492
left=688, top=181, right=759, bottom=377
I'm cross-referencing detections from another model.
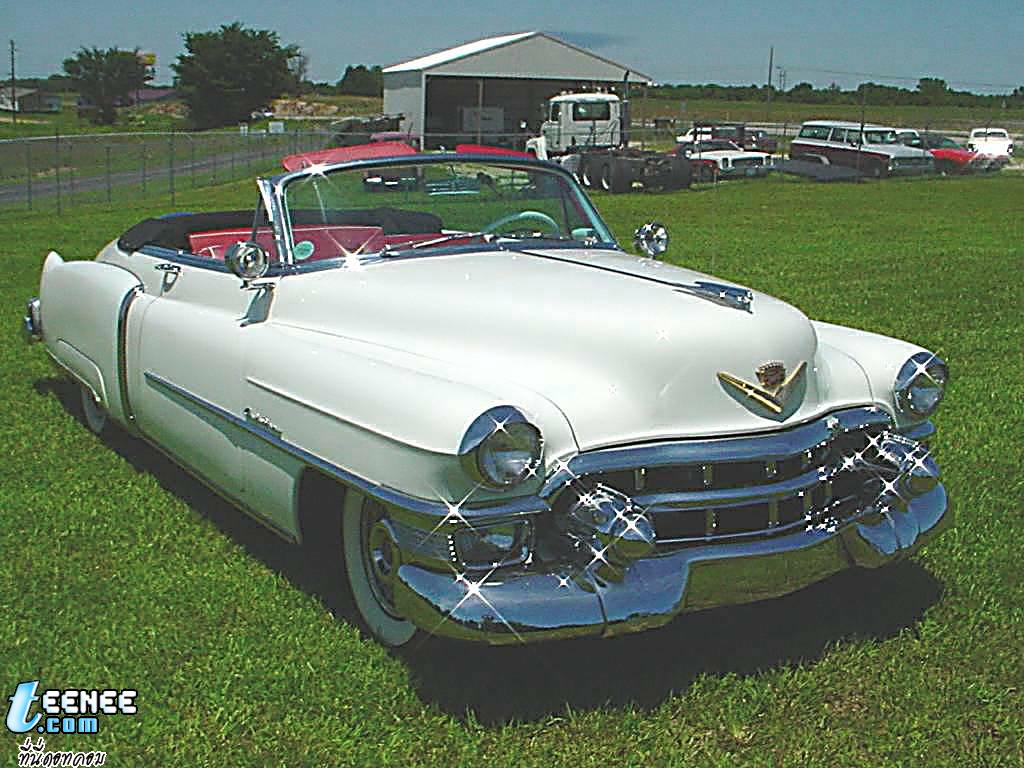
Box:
left=23, top=297, right=42, bottom=344
left=393, top=483, right=950, bottom=645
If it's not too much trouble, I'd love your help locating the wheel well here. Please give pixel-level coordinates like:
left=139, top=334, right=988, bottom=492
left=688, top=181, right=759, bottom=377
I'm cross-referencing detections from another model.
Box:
left=297, top=468, right=347, bottom=547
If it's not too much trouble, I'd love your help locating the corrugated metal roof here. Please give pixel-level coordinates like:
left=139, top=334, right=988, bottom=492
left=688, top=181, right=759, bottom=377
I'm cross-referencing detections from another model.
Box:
left=384, top=32, right=538, bottom=73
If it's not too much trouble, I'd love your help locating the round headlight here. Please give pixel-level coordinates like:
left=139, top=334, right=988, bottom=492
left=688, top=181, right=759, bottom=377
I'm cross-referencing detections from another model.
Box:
left=895, top=352, right=948, bottom=418
left=459, top=407, right=543, bottom=488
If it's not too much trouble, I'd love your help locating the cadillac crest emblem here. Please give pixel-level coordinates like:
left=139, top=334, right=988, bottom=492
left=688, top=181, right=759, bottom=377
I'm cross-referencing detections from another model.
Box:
left=718, top=360, right=808, bottom=414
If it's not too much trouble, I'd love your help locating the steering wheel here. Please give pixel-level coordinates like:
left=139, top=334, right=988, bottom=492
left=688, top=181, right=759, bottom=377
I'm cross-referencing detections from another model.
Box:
left=481, top=210, right=560, bottom=236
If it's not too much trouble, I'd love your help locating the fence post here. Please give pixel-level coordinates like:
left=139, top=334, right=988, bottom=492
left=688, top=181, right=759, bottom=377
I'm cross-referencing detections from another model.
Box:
left=191, top=137, right=196, bottom=188
left=25, top=140, right=32, bottom=211
left=68, top=138, right=75, bottom=202
left=105, top=145, right=112, bottom=204
left=169, top=132, right=176, bottom=206
left=211, top=135, right=218, bottom=183
left=54, top=131, right=62, bottom=215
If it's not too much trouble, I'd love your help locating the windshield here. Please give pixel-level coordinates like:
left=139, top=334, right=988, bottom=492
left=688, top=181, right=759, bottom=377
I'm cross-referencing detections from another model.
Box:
left=863, top=130, right=898, bottom=144
left=692, top=140, right=740, bottom=152
left=280, top=159, right=615, bottom=264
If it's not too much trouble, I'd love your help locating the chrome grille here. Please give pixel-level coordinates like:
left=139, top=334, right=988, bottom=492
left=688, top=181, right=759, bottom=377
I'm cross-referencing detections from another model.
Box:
left=544, top=408, right=892, bottom=547
left=731, top=157, right=764, bottom=168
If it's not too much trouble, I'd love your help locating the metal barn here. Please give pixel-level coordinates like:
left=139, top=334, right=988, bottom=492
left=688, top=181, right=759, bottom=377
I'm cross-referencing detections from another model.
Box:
left=382, top=32, right=650, bottom=148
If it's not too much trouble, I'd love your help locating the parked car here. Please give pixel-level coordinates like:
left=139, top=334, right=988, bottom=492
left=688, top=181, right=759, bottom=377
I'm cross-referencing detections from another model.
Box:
left=673, top=139, right=773, bottom=180
left=745, top=128, right=778, bottom=154
left=24, top=144, right=951, bottom=647
left=330, top=113, right=405, bottom=147
left=896, top=130, right=994, bottom=174
left=676, top=122, right=776, bottom=153
left=789, top=120, right=934, bottom=177
left=966, top=127, right=1014, bottom=160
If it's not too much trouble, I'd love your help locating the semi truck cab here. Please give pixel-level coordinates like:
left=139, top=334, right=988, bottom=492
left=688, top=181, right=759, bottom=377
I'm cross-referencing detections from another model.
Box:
left=540, top=93, right=623, bottom=154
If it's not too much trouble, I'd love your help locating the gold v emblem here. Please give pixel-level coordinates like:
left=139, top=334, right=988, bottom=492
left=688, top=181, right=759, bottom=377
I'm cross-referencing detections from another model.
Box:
left=717, top=361, right=807, bottom=414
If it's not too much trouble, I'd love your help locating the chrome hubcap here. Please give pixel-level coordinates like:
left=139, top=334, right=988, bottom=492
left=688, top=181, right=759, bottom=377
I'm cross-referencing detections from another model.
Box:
left=360, top=501, right=401, bottom=618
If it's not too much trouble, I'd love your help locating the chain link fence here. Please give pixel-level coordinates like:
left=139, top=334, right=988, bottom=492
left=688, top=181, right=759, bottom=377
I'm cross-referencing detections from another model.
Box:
left=0, top=130, right=335, bottom=213
left=7, top=120, right=1008, bottom=215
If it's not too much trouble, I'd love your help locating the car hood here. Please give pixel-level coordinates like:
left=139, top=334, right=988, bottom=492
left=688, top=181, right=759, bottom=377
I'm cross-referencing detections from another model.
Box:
left=864, top=142, right=930, bottom=158
left=930, top=147, right=974, bottom=161
left=271, top=247, right=863, bottom=450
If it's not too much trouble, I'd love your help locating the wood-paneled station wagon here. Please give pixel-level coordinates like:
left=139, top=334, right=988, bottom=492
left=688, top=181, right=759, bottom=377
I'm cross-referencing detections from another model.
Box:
left=23, top=142, right=951, bottom=646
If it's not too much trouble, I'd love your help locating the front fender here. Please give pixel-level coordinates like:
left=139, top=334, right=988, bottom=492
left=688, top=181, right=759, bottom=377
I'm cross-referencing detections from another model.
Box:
left=243, top=323, right=578, bottom=504
left=812, top=320, right=934, bottom=429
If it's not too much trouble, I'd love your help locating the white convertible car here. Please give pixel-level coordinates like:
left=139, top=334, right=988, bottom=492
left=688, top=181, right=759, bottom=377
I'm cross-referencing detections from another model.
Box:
left=23, top=143, right=950, bottom=646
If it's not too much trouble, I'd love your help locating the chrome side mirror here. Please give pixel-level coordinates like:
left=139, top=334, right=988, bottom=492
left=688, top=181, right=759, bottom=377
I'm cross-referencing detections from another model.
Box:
left=633, top=222, right=669, bottom=259
left=225, top=241, right=270, bottom=281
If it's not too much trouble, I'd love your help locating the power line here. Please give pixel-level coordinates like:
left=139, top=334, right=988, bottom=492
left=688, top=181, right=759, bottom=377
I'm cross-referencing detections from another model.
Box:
left=784, top=66, right=1020, bottom=91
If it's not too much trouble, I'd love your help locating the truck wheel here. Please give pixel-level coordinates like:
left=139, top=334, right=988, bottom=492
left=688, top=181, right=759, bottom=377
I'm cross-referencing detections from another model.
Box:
left=341, top=491, right=418, bottom=647
left=580, top=158, right=595, bottom=188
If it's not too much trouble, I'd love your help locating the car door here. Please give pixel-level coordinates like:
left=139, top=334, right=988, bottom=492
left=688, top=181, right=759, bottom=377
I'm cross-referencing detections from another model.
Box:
left=130, top=248, right=259, bottom=501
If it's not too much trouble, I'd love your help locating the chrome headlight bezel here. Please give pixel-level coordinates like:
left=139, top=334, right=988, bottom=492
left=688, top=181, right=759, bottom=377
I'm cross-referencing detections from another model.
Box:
left=458, top=406, right=544, bottom=489
left=453, top=519, right=533, bottom=569
left=895, top=351, right=948, bottom=418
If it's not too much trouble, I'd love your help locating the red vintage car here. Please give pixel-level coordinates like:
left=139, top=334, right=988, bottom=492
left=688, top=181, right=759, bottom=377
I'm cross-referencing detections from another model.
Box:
left=898, top=131, right=992, bottom=174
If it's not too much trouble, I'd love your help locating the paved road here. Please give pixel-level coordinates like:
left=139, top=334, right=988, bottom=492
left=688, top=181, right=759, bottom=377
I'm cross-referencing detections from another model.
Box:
left=0, top=147, right=289, bottom=208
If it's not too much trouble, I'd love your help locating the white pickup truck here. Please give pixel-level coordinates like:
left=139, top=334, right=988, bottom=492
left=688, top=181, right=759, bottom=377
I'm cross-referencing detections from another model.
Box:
left=966, top=128, right=1014, bottom=159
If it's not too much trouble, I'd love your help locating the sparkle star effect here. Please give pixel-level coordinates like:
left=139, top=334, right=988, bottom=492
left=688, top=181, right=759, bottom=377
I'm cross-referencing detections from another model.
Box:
left=426, top=485, right=483, bottom=539
left=425, top=566, right=524, bottom=643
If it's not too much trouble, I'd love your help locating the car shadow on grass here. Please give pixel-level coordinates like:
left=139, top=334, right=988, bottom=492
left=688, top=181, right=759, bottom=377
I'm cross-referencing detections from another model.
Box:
left=36, top=375, right=947, bottom=727
left=399, top=561, right=943, bottom=724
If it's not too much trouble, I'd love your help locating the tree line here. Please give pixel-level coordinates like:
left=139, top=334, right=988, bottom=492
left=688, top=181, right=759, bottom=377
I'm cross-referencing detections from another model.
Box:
left=56, top=23, right=386, bottom=129
left=51, top=22, right=1024, bottom=130
left=649, top=79, right=1024, bottom=109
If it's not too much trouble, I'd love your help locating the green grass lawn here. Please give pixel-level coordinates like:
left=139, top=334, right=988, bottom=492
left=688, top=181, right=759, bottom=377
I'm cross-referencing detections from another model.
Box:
left=2, top=174, right=1023, bottom=766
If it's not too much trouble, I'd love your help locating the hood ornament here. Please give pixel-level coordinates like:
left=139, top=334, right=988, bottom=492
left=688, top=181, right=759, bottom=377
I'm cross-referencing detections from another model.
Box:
left=674, top=281, right=753, bottom=312
left=718, top=360, right=807, bottom=414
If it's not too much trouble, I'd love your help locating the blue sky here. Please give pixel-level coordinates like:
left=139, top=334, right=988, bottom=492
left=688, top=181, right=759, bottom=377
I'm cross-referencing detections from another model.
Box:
left=7, top=0, right=1023, bottom=92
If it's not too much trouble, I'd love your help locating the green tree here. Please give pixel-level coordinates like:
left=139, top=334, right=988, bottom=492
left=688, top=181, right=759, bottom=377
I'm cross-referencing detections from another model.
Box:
left=337, top=65, right=383, bottom=97
left=916, top=77, right=950, bottom=106
left=62, top=47, right=151, bottom=125
left=173, top=22, right=300, bottom=128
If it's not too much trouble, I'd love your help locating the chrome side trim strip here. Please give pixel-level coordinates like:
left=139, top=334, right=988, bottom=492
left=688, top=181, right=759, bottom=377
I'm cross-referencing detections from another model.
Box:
left=142, top=371, right=549, bottom=522
left=116, top=286, right=142, bottom=424
left=540, top=406, right=891, bottom=498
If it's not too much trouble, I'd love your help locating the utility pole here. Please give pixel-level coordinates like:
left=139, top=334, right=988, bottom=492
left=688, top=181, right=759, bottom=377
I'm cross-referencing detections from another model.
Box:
left=765, top=46, right=774, bottom=121
left=9, top=40, right=16, bottom=125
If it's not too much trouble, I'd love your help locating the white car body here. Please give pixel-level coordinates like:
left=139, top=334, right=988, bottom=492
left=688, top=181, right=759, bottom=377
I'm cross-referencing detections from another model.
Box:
left=966, top=128, right=1013, bottom=158
left=23, top=147, right=951, bottom=646
left=682, top=141, right=774, bottom=177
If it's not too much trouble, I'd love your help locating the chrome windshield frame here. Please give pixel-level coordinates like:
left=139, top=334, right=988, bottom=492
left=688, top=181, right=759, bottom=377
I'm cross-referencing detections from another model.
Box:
left=266, top=153, right=619, bottom=269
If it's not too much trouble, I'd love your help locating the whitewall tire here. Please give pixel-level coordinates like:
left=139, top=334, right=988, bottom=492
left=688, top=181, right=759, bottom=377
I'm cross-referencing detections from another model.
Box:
left=341, top=491, right=417, bottom=647
left=80, top=385, right=109, bottom=435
